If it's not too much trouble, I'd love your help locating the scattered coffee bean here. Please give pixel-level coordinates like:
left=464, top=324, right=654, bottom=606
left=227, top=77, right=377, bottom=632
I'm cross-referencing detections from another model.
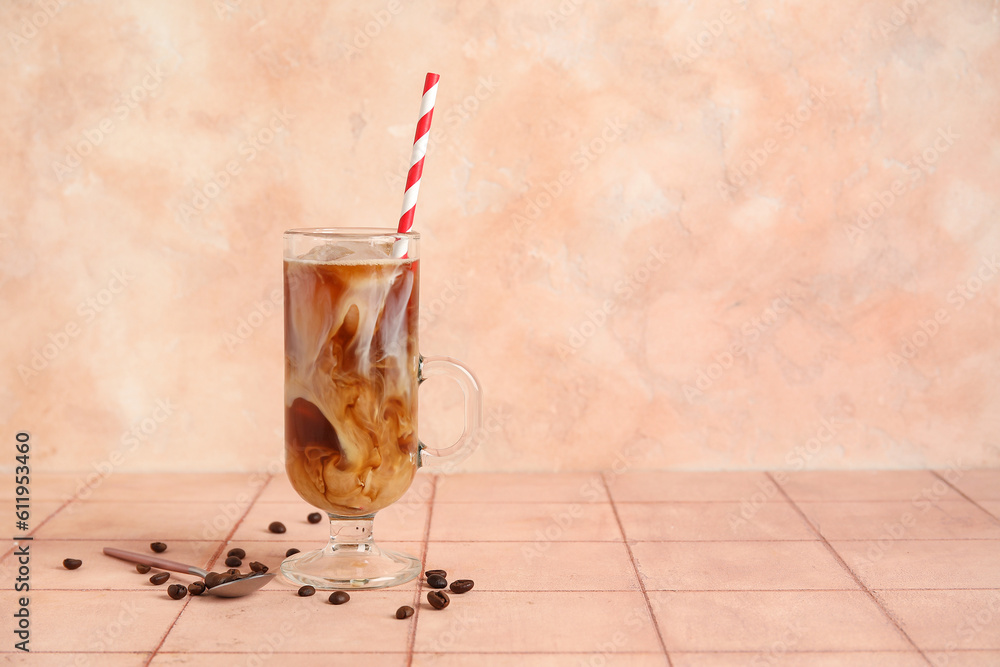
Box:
left=225, top=556, right=242, bottom=568
left=249, top=561, right=268, bottom=573
left=395, top=605, right=415, bottom=619
left=328, top=591, right=350, bottom=605
left=136, top=564, right=151, bottom=574
left=227, top=548, right=246, bottom=559
left=307, top=512, right=323, bottom=524
left=285, top=548, right=301, bottom=557
left=426, top=574, right=448, bottom=589
left=427, top=590, right=450, bottom=610
left=268, top=521, right=286, bottom=534
left=150, top=572, right=170, bottom=585
left=167, top=584, right=187, bottom=600
left=150, top=542, right=168, bottom=553
left=449, top=579, right=475, bottom=594
left=204, top=572, right=226, bottom=588
left=62, top=558, right=82, bottom=570
left=425, top=569, right=447, bottom=578
left=298, top=585, right=316, bottom=597
left=188, top=581, right=206, bottom=596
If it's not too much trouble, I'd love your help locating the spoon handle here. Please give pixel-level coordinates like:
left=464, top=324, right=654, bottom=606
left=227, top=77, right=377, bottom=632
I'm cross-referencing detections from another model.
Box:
left=103, top=547, right=208, bottom=578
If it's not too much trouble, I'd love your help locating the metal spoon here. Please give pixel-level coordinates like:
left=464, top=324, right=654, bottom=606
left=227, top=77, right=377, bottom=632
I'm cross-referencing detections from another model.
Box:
left=103, top=547, right=276, bottom=597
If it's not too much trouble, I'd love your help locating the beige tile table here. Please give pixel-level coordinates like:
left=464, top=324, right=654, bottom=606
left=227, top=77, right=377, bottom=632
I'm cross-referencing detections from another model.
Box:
left=2, top=470, right=998, bottom=666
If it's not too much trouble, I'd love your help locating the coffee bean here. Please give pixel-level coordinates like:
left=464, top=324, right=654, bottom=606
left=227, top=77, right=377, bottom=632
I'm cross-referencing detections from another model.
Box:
left=204, top=572, right=227, bottom=588
left=449, top=579, right=475, bottom=594
left=62, top=558, right=82, bottom=570
left=167, top=584, right=187, bottom=600
left=427, top=590, right=450, bottom=610
left=298, top=585, right=316, bottom=597
left=268, top=521, right=286, bottom=534
left=150, top=572, right=170, bottom=585
left=426, top=574, right=448, bottom=589
left=150, top=542, right=167, bottom=553
left=188, top=581, right=206, bottom=596
left=307, top=512, right=323, bottom=524
left=225, top=556, right=242, bottom=567
left=328, top=591, right=350, bottom=605
left=249, top=561, right=268, bottom=573
left=395, top=605, right=414, bottom=619
left=136, top=564, right=151, bottom=574
left=227, top=548, right=246, bottom=559
left=226, top=568, right=241, bottom=576
left=285, top=548, right=300, bottom=557
left=425, top=569, right=447, bottom=578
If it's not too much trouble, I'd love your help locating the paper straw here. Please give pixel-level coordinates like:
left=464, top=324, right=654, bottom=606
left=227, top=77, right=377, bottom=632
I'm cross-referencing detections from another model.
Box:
left=393, top=72, right=439, bottom=258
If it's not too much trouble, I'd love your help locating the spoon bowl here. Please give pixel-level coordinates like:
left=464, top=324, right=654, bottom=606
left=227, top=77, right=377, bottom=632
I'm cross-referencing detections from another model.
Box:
left=205, top=571, right=276, bottom=597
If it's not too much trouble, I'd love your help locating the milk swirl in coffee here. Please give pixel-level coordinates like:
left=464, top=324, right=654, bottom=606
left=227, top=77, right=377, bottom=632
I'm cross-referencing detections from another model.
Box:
left=284, top=242, right=419, bottom=516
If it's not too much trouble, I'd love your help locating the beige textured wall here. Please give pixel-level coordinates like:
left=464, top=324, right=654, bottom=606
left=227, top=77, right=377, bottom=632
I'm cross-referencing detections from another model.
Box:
left=2, top=0, right=999, bottom=474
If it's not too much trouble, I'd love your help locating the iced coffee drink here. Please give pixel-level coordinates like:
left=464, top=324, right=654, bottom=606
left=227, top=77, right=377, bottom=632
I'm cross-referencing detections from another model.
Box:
left=281, top=228, right=480, bottom=590
left=284, top=240, right=419, bottom=517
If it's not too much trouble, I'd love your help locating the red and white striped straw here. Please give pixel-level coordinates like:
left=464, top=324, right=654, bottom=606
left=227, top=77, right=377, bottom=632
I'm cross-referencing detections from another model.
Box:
left=393, top=72, right=439, bottom=258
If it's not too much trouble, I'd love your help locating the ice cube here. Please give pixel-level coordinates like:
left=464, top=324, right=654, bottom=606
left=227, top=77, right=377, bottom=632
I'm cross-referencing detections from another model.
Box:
left=298, top=240, right=393, bottom=263
left=299, top=244, right=354, bottom=262
left=342, top=240, right=392, bottom=261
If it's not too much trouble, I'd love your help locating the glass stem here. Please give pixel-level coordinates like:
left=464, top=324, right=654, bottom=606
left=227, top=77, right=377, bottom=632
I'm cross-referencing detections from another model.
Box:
left=327, top=513, right=375, bottom=549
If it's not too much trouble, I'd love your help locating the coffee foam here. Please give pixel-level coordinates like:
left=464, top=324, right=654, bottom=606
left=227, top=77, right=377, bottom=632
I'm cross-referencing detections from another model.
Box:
left=292, top=239, right=411, bottom=265
left=286, top=257, right=415, bottom=266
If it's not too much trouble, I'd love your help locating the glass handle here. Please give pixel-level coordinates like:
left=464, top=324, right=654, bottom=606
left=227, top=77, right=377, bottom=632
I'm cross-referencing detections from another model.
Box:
left=417, top=355, right=483, bottom=465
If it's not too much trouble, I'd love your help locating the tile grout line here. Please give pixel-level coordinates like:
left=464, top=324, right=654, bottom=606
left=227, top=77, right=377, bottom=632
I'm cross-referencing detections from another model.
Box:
left=29, top=498, right=990, bottom=506
left=765, top=472, right=932, bottom=666
left=601, top=473, right=673, bottom=667
left=141, top=472, right=274, bottom=667
left=203, top=473, right=277, bottom=572
left=17, top=586, right=1000, bottom=593
left=15, top=536, right=1000, bottom=544
left=405, top=474, right=437, bottom=667
left=2, top=483, right=92, bottom=562
left=930, top=471, right=1000, bottom=526
left=6, top=649, right=969, bottom=656
left=23, top=649, right=967, bottom=656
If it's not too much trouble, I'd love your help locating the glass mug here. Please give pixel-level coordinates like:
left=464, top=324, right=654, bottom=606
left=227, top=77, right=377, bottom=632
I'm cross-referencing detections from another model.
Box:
left=281, top=228, right=482, bottom=589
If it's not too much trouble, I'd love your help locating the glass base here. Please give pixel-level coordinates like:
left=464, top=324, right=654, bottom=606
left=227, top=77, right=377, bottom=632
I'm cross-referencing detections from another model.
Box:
left=280, top=541, right=421, bottom=590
